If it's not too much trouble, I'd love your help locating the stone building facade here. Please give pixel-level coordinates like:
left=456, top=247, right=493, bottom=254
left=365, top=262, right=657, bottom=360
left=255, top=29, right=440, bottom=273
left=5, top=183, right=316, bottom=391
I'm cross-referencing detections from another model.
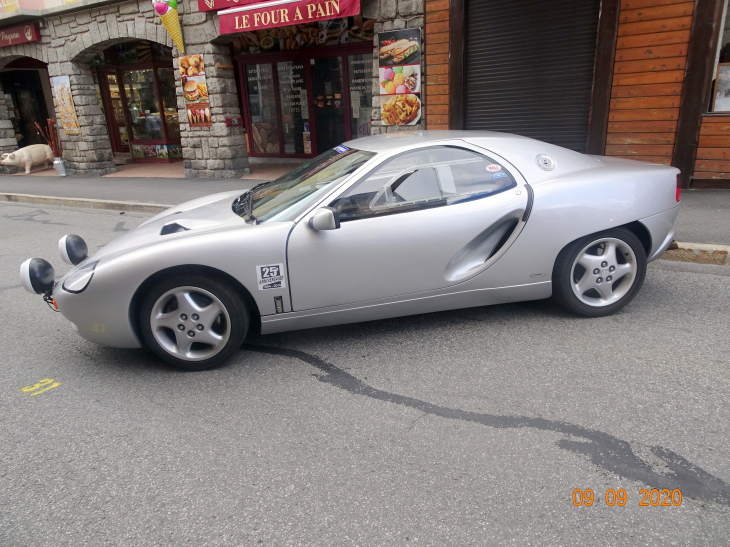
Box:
left=0, top=0, right=425, bottom=177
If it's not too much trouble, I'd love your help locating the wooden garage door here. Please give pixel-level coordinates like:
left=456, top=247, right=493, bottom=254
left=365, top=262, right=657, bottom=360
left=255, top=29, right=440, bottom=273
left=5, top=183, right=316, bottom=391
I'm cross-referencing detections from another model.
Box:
left=464, top=0, right=601, bottom=152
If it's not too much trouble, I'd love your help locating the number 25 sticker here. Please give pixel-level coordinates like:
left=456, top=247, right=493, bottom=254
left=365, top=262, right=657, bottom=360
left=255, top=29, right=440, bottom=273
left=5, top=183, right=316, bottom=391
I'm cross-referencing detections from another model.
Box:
left=257, top=264, right=286, bottom=291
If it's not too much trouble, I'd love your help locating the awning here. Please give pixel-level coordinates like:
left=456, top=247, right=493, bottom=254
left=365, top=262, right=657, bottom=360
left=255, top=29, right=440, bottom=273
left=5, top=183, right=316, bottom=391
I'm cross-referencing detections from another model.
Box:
left=218, top=0, right=360, bottom=35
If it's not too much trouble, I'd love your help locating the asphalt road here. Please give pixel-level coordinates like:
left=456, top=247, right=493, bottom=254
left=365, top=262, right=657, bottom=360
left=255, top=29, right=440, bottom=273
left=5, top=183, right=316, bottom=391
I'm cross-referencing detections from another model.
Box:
left=1, top=202, right=729, bottom=546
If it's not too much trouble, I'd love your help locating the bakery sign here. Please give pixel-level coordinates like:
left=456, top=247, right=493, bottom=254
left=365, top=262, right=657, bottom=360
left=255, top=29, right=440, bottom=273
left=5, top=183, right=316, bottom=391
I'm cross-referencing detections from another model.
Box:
left=0, top=23, right=40, bottom=47
left=218, top=0, right=359, bottom=35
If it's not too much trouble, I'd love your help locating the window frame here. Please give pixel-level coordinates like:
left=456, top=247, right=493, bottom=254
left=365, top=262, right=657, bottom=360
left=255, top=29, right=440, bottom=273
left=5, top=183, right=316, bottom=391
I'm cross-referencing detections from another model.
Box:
left=328, top=144, right=520, bottom=222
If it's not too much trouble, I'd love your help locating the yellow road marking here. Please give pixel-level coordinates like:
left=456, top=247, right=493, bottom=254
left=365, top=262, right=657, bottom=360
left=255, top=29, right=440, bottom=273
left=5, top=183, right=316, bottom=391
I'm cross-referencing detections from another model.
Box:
left=30, top=382, right=60, bottom=396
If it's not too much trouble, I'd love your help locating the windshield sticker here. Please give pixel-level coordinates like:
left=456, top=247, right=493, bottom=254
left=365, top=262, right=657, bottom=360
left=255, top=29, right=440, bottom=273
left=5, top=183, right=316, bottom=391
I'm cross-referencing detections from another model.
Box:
left=302, top=149, right=356, bottom=179
left=486, top=164, right=501, bottom=172
left=492, top=172, right=507, bottom=179
left=257, top=264, right=286, bottom=290
left=334, top=145, right=350, bottom=153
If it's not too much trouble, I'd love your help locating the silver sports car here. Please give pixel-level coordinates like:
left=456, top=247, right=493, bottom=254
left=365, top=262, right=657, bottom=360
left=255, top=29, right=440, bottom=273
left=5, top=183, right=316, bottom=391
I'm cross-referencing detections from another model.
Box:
left=20, top=132, right=681, bottom=370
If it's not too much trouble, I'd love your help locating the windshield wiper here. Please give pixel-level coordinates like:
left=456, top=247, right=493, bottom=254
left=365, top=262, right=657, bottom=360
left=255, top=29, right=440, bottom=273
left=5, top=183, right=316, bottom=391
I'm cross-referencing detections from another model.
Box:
left=235, top=181, right=269, bottom=220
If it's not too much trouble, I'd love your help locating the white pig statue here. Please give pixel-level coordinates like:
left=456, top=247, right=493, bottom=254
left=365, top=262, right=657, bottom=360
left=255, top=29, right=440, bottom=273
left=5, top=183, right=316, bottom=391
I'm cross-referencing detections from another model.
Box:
left=1, top=144, right=54, bottom=174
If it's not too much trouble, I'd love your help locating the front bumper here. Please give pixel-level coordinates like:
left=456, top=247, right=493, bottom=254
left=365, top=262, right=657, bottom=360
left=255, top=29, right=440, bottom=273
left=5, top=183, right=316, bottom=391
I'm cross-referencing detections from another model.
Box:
left=52, top=278, right=142, bottom=349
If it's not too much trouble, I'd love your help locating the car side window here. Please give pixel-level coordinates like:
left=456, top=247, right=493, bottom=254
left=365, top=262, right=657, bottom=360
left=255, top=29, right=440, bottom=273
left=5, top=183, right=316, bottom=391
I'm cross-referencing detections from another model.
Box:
left=330, top=146, right=517, bottom=221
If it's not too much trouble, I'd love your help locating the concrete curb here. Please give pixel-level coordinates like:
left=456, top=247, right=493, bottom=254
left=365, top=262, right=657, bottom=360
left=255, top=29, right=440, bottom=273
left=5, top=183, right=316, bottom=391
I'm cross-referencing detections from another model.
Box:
left=675, top=241, right=730, bottom=253
left=0, top=193, right=172, bottom=214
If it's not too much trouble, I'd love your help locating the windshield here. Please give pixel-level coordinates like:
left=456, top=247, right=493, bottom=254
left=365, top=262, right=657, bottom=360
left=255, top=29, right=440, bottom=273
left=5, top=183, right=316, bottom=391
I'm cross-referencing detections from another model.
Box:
left=236, top=147, right=376, bottom=223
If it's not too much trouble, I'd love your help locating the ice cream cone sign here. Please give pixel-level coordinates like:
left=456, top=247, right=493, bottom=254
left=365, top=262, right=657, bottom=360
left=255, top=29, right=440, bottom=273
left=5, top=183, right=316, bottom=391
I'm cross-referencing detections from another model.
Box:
left=153, top=0, right=184, bottom=54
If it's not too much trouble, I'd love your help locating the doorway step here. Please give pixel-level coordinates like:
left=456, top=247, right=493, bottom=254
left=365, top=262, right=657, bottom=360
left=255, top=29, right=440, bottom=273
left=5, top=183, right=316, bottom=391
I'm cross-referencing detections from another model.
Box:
left=113, top=154, right=133, bottom=166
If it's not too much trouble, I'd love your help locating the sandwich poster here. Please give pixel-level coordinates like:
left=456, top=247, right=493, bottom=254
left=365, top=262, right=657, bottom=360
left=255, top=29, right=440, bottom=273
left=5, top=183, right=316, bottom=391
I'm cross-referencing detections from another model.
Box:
left=180, top=54, right=211, bottom=127
left=378, top=29, right=421, bottom=126
left=50, top=76, right=81, bottom=135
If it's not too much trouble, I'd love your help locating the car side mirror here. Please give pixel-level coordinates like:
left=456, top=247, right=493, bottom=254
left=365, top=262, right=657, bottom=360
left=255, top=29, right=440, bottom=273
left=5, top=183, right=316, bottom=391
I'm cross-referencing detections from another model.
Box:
left=308, top=207, right=341, bottom=231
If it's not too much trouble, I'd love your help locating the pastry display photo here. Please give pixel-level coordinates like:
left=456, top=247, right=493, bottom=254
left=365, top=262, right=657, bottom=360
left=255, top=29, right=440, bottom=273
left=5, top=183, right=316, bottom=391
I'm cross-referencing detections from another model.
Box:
left=178, top=54, right=204, bottom=77
left=251, top=122, right=281, bottom=155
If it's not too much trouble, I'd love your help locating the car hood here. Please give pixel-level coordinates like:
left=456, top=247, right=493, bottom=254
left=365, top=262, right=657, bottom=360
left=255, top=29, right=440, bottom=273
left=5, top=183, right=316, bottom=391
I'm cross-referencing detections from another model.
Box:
left=91, top=190, right=249, bottom=261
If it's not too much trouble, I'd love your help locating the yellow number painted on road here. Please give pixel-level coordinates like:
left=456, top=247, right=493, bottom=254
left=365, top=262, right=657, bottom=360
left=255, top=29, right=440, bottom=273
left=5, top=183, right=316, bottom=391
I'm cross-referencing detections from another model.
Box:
left=21, top=378, right=60, bottom=396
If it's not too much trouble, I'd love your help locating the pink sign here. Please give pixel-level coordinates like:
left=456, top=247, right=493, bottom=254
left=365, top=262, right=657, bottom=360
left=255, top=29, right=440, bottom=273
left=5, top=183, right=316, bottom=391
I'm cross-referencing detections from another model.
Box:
left=198, top=0, right=260, bottom=13
left=0, top=23, right=40, bottom=47
left=218, top=0, right=359, bottom=35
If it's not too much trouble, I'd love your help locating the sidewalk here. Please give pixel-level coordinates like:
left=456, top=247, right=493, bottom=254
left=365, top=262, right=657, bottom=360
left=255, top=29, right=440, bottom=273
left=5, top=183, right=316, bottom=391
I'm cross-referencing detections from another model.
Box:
left=0, top=161, right=299, bottom=213
left=1, top=173, right=728, bottom=246
left=674, top=189, right=730, bottom=245
left=0, top=175, right=255, bottom=207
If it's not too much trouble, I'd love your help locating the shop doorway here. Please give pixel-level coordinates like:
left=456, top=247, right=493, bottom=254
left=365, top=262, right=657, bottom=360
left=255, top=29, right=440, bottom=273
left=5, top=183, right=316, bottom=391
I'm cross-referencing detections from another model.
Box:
left=97, top=68, right=130, bottom=154
left=0, top=57, right=54, bottom=149
left=237, top=45, right=374, bottom=158
left=311, top=56, right=347, bottom=152
left=91, top=41, right=181, bottom=163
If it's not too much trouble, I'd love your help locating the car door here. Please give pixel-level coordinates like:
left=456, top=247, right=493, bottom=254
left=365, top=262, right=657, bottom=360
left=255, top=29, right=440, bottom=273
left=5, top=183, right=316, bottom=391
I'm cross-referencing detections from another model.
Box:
left=286, top=144, right=530, bottom=311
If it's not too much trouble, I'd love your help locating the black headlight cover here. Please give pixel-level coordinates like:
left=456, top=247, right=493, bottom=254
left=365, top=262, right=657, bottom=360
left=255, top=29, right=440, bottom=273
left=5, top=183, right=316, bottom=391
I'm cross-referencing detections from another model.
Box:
left=62, top=260, right=99, bottom=293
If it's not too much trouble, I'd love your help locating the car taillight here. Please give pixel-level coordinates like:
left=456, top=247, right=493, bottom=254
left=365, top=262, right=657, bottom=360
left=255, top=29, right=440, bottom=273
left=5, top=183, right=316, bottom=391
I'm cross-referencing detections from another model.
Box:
left=676, top=174, right=681, bottom=202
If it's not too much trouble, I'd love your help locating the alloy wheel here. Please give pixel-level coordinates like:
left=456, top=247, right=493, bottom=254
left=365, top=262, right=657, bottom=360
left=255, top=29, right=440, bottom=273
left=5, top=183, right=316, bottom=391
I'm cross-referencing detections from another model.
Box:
left=149, top=286, right=231, bottom=361
left=570, top=237, right=637, bottom=307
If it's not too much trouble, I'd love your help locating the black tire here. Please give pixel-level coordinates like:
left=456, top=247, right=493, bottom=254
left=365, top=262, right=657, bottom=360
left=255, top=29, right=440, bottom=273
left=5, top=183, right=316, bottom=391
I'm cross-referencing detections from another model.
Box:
left=552, top=227, right=647, bottom=317
left=140, top=275, right=249, bottom=370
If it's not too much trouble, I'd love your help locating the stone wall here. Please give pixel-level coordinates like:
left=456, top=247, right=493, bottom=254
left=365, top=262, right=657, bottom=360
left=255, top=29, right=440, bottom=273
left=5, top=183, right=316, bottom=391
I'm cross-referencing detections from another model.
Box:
left=175, top=4, right=249, bottom=178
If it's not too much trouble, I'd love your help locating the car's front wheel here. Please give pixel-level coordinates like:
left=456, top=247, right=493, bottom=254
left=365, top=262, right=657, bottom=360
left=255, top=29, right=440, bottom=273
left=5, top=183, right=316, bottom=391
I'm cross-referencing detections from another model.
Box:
left=140, top=275, right=249, bottom=370
left=553, top=228, right=647, bottom=317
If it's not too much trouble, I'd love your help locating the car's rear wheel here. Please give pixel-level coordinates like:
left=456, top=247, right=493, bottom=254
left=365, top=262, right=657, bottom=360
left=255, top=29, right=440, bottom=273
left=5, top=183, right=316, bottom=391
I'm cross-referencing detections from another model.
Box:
left=140, top=275, right=249, bottom=370
left=553, top=228, right=647, bottom=317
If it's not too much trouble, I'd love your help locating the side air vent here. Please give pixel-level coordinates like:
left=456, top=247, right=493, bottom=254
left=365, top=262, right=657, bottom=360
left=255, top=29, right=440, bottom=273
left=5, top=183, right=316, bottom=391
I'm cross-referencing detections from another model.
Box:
left=487, top=219, right=519, bottom=260
left=444, top=210, right=525, bottom=283
left=160, top=222, right=189, bottom=236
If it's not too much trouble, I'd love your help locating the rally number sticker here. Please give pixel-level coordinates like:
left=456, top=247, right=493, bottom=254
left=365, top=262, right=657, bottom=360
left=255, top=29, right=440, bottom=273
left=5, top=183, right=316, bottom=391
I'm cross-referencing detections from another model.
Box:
left=257, top=264, right=286, bottom=290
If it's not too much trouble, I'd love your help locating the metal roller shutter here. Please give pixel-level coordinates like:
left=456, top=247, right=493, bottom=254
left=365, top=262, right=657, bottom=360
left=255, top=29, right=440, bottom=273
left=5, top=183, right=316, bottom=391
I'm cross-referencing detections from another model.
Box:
left=464, top=0, right=601, bottom=152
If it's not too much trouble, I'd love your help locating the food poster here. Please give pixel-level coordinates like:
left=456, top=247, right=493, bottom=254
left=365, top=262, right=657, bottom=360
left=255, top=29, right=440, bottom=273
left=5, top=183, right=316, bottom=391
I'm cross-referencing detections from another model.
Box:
left=179, top=54, right=212, bottom=127
left=378, top=29, right=422, bottom=126
left=143, top=144, right=158, bottom=158
left=50, top=76, right=81, bottom=135
left=230, top=15, right=375, bottom=55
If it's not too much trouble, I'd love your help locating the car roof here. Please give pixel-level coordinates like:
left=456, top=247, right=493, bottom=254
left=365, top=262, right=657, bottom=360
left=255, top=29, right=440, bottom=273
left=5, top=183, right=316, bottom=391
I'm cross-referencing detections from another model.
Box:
left=344, top=131, right=607, bottom=183
left=343, top=131, right=527, bottom=153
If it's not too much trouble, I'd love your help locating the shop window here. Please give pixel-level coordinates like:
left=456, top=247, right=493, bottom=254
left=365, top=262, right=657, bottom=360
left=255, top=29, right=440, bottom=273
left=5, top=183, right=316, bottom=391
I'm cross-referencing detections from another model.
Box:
left=237, top=45, right=374, bottom=158
left=711, top=0, right=730, bottom=112
left=93, top=40, right=180, bottom=161
left=157, top=68, right=180, bottom=139
left=348, top=53, right=374, bottom=139
left=277, top=60, right=308, bottom=154
left=123, top=69, right=164, bottom=141
left=246, top=64, right=281, bottom=154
